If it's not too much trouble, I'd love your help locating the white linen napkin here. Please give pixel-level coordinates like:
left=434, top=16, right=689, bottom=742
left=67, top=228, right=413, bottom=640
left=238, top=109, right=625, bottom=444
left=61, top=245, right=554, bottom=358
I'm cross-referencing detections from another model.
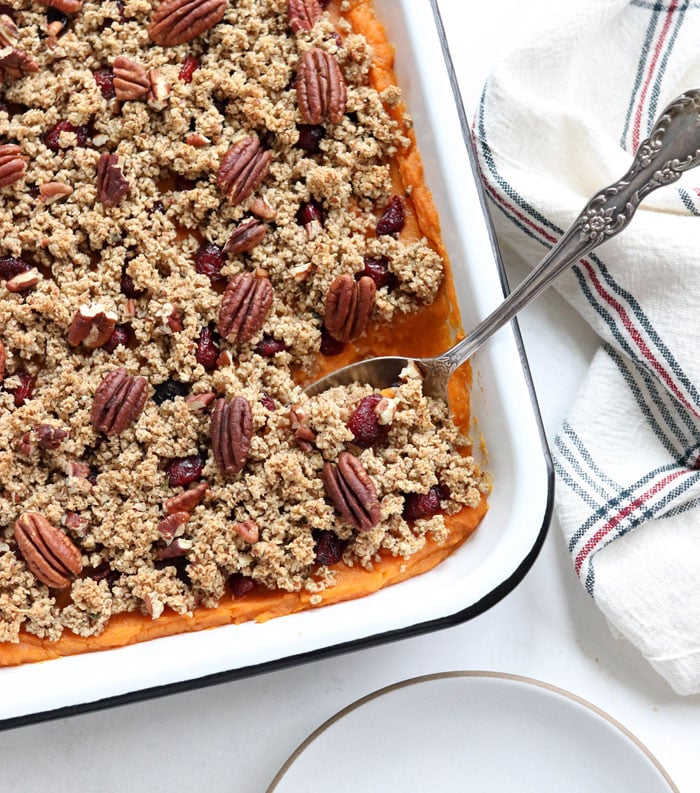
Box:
left=472, top=0, right=700, bottom=695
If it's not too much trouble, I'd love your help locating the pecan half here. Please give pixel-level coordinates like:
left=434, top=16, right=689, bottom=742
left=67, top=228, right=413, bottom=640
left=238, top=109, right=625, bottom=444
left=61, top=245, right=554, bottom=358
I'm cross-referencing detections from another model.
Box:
left=296, top=48, right=347, bottom=125
left=14, top=512, right=83, bottom=589
left=216, top=137, right=271, bottom=205
left=288, top=0, right=323, bottom=32
left=96, top=153, right=130, bottom=208
left=322, top=451, right=381, bottom=532
left=324, top=274, right=376, bottom=342
left=0, top=15, right=18, bottom=49
left=148, top=0, right=227, bottom=47
left=223, top=218, right=267, bottom=256
left=67, top=302, right=118, bottom=349
left=113, top=56, right=149, bottom=101
left=0, top=143, right=26, bottom=188
left=218, top=272, right=273, bottom=344
left=37, top=0, right=83, bottom=13
left=210, top=396, right=253, bottom=477
left=0, top=48, right=39, bottom=82
left=91, top=367, right=149, bottom=435
left=164, top=480, right=209, bottom=514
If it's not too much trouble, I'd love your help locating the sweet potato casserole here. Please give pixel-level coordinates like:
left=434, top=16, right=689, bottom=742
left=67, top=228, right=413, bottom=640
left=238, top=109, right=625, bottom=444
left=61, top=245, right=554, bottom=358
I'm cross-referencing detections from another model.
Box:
left=0, top=0, right=490, bottom=664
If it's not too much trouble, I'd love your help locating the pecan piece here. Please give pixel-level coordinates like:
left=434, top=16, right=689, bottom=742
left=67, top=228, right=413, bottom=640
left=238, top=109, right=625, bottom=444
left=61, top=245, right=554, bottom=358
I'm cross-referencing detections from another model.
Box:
left=223, top=218, right=267, bottom=256
left=37, top=0, right=83, bottom=13
left=156, top=537, right=192, bottom=560
left=113, top=56, right=149, bottom=101
left=14, top=512, right=83, bottom=589
left=96, top=153, right=130, bottom=208
left=288, top=0, right=323, bottom=32
left=0, top=48, right=39, bottom=82
left=0, top=143, right=26, bottom=188
left=67, top=302, right=118, bottom=349
left=324, top=274, right=376, bottom=343
left=233, top=519, right=259, bottom=544
left=91, top=367, right=148, bottom=435
left=322, top=451, right=381, bottom=532
left=296, top=48, right=347, bottom=125
left=147, top=68, right=171, bottom=110
left=158, top=511, right=190, bottom=543
left=216, top=137, right=271, bottom=205
left=148, top=0, right=227, bottom=47
left=218, top=272, right=273, bottom=344
left=35, top=423, right=70, bottom=449
left=39, top=181, right=73, bottom=203
left=210, top=396, right=253, bottom=477
left=164, top=480, right=209, bottom=514
left=6, top=268, right=40, bottom=293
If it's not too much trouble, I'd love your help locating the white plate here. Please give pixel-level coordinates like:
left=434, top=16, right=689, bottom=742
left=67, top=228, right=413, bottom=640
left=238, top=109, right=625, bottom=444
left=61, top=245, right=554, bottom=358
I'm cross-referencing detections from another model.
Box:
left=0, top=1, right=552, bottom=725
left=268, top=672, right=678, bottom=793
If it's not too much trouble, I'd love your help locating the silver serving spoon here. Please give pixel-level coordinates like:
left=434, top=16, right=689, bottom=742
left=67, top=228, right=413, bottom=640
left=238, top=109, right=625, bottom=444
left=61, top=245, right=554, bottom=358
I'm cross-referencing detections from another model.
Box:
left=305, top=89, right=700, bottom=402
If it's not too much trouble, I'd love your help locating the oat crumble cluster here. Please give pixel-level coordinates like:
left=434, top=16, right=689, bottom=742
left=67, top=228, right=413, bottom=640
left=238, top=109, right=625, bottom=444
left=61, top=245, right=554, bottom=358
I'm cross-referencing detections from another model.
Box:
left=0, top=0, right=489, bottom=644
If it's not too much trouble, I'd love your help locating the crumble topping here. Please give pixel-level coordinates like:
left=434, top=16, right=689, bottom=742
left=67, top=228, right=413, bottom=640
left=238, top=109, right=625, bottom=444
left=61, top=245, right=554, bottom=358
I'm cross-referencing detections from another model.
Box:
left=0, top=0, right=489, bottom=645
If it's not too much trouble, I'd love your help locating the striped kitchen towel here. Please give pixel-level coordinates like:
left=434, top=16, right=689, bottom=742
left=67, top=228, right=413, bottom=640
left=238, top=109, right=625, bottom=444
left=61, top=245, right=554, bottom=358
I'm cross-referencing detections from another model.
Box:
left=473, top=0, right=700, bottom=694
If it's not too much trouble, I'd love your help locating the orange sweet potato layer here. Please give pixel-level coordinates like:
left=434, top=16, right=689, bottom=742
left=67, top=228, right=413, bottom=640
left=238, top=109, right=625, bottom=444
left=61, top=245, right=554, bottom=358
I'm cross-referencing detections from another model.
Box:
left=0, top=0, right=486, bottom=667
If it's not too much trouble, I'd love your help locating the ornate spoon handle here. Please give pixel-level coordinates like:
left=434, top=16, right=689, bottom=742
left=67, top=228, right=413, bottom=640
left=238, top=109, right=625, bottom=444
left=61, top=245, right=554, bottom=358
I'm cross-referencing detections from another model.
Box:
left=441, top=89, right=700, bottom=372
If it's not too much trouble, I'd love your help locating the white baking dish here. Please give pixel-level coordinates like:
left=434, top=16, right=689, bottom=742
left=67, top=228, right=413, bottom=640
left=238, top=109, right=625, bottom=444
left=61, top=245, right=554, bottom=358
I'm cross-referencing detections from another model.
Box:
left=0, top=0, right=553, bottom=727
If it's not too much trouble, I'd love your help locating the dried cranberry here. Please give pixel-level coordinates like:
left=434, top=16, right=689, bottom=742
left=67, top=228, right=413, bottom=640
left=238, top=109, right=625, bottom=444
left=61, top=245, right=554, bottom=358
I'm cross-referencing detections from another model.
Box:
left=296, top=200, right=324, bottom=228
left=348, top=394, right=389, bottom=448
left=296, top=124, right=325, bottom=154
left=0, top=256, right=31, bottom=281
left=93, top=67, right=115, bottom=100
left=46, top=7, right=70, bottom=35
left=90, top=562, right=119, bottom=588
left=213, top=96, right=229, bottom=116
left=376, top=195, right=406, bottom=236
left=229, top=573, right=256, bottom=598
left=196, top=325, right=220, bottom=372
left=254, top=335, right=287, bottom=357
left=179, top=55, right=200, bottom=83
left=120, top=263, right=146, bottom=298
left=320, top=326, right=345, bottom=356
left=153, top=378, right=191, bottom=405
left=356, top=256, right=397, bottom=291
left=194, top=242, right=226, bottom=287
left=174, top=174, right=196, bottom=191
left=165, top=455, right=204, bottom=488
left=260, top=392, right=276, bottom=411
left=155, top=555, right=191, bottom=586
left=403, top=485, right=446, bottom=521
left=148, top=200, right=165, bottom=215
left=43, top=121, right=89, bottom=152
left=314, top=530, right=347, bottom=566
left=103, top=323, right=130, bottom=353
left=12, top=372, right=36, bottom=408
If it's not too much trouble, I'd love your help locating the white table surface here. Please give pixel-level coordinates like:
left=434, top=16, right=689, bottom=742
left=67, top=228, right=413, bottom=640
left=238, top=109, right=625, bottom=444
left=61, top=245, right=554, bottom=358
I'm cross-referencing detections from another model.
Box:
left=3, top=2, right=699, bottom=791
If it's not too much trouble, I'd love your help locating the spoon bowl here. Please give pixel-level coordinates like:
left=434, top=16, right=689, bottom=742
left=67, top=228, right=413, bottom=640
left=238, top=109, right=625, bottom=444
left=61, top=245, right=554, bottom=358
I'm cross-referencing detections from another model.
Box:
left=305, top=89, right=700, bottom=403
